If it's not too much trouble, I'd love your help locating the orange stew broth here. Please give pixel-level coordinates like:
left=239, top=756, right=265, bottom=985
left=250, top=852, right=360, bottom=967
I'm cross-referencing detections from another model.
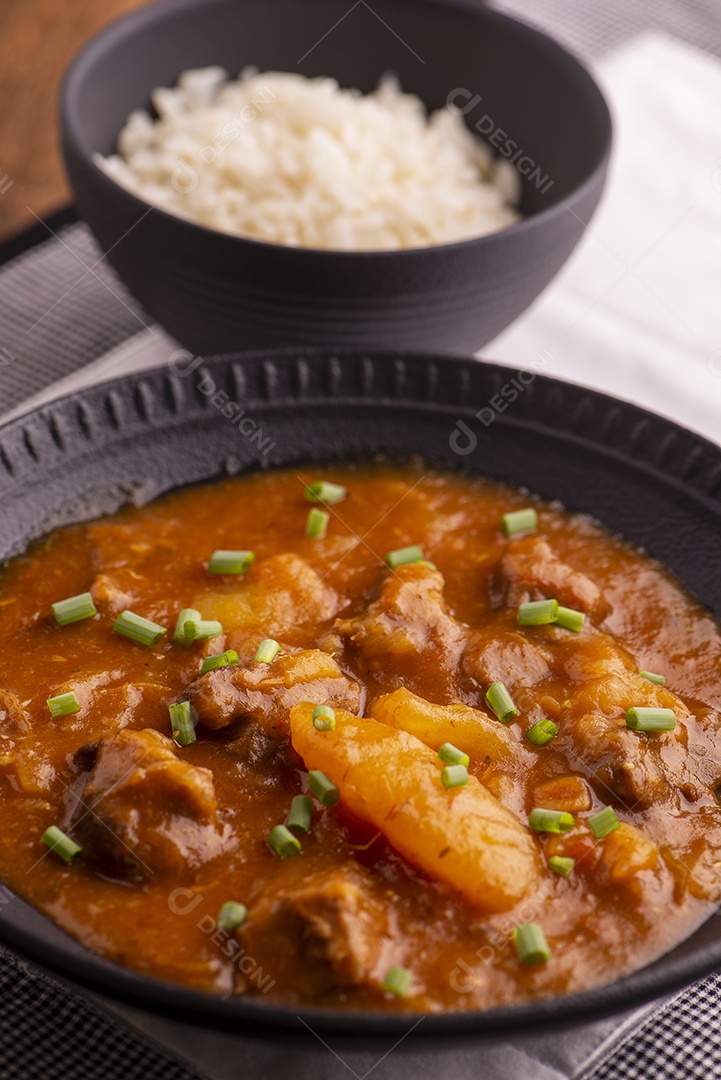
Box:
left=0, top=463, right=721, bottom=1011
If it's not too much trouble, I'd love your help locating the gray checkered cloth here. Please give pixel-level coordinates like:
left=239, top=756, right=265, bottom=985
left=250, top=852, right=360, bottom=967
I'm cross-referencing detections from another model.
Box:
left=2, top=2, right=721, bottom=1078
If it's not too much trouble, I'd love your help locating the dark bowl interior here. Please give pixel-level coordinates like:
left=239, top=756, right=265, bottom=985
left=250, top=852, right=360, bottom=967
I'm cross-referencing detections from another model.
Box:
left=60, top=0, right=611, bottom=354
left=1, top=350, right=721, bottom=1046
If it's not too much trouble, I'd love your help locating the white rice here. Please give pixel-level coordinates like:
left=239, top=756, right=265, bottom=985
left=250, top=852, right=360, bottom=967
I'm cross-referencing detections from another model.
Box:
left=97, top=69, right=522, bottom=251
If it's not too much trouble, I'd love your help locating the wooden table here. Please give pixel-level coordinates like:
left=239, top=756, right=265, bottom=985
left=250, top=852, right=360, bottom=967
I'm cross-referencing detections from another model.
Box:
left=0, top=0, right=146, bottom=241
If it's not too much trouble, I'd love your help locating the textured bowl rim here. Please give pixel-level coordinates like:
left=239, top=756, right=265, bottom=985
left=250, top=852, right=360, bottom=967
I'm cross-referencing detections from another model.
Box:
left=1, top=348, right=721, bottom=1040
left=60, top=0, right=612, bottom=260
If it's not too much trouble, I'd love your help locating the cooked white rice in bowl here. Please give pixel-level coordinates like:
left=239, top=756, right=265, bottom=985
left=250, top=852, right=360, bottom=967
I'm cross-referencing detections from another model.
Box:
left=96, top=69, right=522, bottom=251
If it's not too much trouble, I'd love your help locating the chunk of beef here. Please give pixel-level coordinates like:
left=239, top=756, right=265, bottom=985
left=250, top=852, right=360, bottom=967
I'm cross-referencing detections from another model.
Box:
left=567, top=712, right=674, bottom=809
left=241, top=863, right=390, bottom=995
left=187, top=649, right=361, bottom=735
left=334, top=563, right=468, bottom=694
left=73, top=729, right=226, bottom=881
left=463, top=631, right=553, bottom=693
left=494, top=537, right=610, bottom=620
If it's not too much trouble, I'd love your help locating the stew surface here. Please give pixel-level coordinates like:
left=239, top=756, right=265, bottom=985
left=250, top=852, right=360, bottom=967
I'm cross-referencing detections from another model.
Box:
left=1, top=463, right=721, bottom=1012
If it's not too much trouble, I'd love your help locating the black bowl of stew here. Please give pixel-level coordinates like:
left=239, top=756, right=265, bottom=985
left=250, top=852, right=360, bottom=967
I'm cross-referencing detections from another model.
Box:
left=0, top=350, right=721, bottom=1050
left=60, top=0, right=611, bottom=355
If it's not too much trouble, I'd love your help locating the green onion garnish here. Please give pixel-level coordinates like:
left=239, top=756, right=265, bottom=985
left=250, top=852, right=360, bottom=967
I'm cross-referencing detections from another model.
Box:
left=208, top=550, right=255, bottom=575
left=52, top=592, right=97, bottom=626
left=305, top=481, right=347, bottom=505
left=438, top=742, right=470, bottom=767
left=216, top=901, right=248, bottom=932
left=286, top=794, right=313, bottom=833
left=312, top=704, right=336, bottom=731
left=113, top=610, right=167, bottom=646
left=588, top=806, right=621, bottom=839
left=486, top=681, right=518, bottom=724
left=501, top=508, right=538, bottom=537
left=528, top=808, right=575, bottom=834
left=555, top=606, right=585, bottom=633
left=41, top=826, right=82, bottom=863
left=254, top=638, right=281, bottom=663
left=305, top=508, right=329, bottom=539
left=381, top=966, right=413, bottom=997
left=200, top=649, right=240, bottom=675
left=639, top=669, right=665, bottom=686
left=525, top=719, right=558, bottom=746
left=385, top=545, right=424, bottom=569
left=268, top=824, right=301, bottom=858
left=169, top=701, right=196, bottom=747
left=172, top=608, right=202, bottom=645
left=548, top=855, right=575, bottom=878
left=441, top=763, right=469, bottom=789
left=184, top=619, right=223, bottom=642
left=625, top=707, right=676, bottom=732
left=308, top=770, right=340, bottom=807
left=47, top=691, right=80, bottom=719
left=518, top=599, right=559, bottom=626
left=513, top=922, right=550, bottom=965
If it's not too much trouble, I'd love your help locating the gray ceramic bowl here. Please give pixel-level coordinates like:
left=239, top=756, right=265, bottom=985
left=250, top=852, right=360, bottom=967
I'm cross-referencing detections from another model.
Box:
left=60, top=0, right=611, bottom=355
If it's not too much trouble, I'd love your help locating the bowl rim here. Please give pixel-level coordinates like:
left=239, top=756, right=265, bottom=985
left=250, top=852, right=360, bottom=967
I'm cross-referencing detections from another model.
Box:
left=60, top=0, right=612, bottom=260
left=1, top=347, right=721, bottom=1040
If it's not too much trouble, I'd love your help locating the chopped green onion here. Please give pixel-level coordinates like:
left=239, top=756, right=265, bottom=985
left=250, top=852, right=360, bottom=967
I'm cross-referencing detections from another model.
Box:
left=486, top=681, right=518, bottom=724
left=200, top=649, right=240, bottom=675
left=42, top=825, right=82, bottom=863
left=308, top=769, right=340, bottom=807
left=254, top=638, right=281, bottom=663
left=113, top=609, right=167, bottom=647
left=555, top=606, right=585, bottom=633
left=216, top=901, right=248, bottom=932
left=47, top=691, right=80, bottom=719
left=208, top=549, right=255, bottom=575
left=381, top=966, right=413, bottom=997
left=385, top=545, right=424, bottom=569
left=525, top=719, right=558, bottom=746
left=441, top=763, right=469, bottom=789
left=588, top=806, right=621, bottom=839
left=184, top=619, right=223, bottom=642
left=267, top=824, right=301, bottom=858
left=305, top=481, right=347, bottom=505
left=548, top=855, right=575, bottom=878
left=501, top=508, right=538, bottom=537
left=513, top=922, right=550, bottom=965
left=626, top=707, right=676, bottom=732
left=286, top=794, right=313, bottom=833
left=639, top=669, right=665, bottom=686
left=52, top=592, right=97, bottom=626
left=528, top=808, right=575, bottom=834
left=305, top=508, right=329, bottom=539
left=172, top=608, right=202, bottom=645
left=312, top=704, right=336, bottom=731
left=438, top=742, right=470, bottom=767
left=518, top=599, right=559, bottom=626
left=169, top=701, right=196, bottom=746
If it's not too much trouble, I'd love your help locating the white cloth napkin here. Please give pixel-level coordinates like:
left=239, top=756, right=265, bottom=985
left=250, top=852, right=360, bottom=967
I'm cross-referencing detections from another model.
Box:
left=5, top=29, right=721, bottom=1080
left=486, top=31, right=721, bottom=448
